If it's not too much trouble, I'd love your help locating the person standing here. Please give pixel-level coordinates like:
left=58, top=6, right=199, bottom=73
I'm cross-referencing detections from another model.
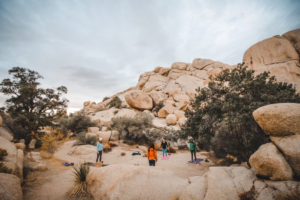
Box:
left=161, top=138, right=168, bottom=159
left=148, top=144, right=157, bottom=166
left=189, top=139, right=197, bottom=162
left=96, top=137, right=103, bottom=163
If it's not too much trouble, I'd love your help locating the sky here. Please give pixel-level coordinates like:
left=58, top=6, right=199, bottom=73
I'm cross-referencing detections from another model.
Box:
left=0, top=0, right=299, bottom=113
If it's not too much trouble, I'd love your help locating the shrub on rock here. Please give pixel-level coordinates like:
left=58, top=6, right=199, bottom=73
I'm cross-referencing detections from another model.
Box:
left=182, top=64, right=300, bottom=162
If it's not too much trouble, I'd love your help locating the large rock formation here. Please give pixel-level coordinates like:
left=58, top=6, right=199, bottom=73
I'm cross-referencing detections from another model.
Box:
left=125, top=90, right=153, bottom=110
left=243, top=29, right=300, bottom=92
left=87, top=164, right=299, bottom=200
left=249, top=143, right=293, bottom=180
left=253, top=103, right=300, bottom=136
left=271, top=135, right=300, bottom=177
left=81, top=30, right=300, bottom=134
left=252, top=103, right=300, bottom=178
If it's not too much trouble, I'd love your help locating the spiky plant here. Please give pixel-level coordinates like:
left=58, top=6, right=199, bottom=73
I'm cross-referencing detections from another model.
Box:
left=68, top=163, right=93, bottom=200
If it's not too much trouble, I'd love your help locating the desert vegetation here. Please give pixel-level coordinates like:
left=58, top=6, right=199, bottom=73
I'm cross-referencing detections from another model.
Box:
left=76, top=132, right=97, bottom=146
left=182, top=64, right=300, bottom=163
left=0, top=67, right=68, bottom=146
left=59, top=113, right=96, bottom=136
left=68, top=163, right=93, bottom=200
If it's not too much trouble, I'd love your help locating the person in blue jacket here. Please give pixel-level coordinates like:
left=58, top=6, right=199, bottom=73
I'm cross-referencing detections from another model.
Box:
left=96, top=137, right=103, bottom=163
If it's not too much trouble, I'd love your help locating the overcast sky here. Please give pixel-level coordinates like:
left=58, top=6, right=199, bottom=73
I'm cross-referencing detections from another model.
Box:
left=0, top=0, right=299, bottom=113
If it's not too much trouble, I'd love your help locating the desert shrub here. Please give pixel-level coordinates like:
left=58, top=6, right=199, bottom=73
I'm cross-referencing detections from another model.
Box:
left=39, top=131, right=64, bottom=153
left=103, top=143, right=111, bottom=152
left=102, top=96, right=110, bottom=102
left=152, top=101, right=164, bottom=113
left=0, top=148, right=12, bottom=174
left=0, top=162, right=12, bottom=174
left=109, top=96, right=122, bottom=108
left=68, top=163, right=92, bottom=199
left=110, top=112, right=153, bottom=144
left=59, top=113, right=96, bottom=135
left=109, top=142, right=118, bottom=147
left=144, top=127, right=180, bottom=144
left=76, top=132, right=97, bottom=145
left=182, top=64, right=300, bottom=162
left=0, top=148, right=8, bottom=161
left=168, top=146, right=176, bottom=153
left=239, top=186, right=256, bottom=200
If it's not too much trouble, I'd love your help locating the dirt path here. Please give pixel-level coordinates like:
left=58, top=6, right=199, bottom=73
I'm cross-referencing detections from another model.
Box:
left=23, top=158, right=74, bottom=200
left=23, top=141, right=211, bottom=199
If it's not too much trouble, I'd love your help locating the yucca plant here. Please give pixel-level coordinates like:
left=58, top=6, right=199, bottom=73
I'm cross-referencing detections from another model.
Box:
left=68, top=163, right=93, bottom=200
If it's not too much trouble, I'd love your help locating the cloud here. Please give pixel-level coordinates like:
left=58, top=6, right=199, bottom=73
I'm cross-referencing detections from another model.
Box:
left=0, top=0, right=299, bottom=112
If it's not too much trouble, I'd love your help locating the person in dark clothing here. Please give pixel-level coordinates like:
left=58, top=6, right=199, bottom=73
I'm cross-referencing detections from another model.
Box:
left=189, top=139, right=197, bottom=162
left=161, top=138, right=168, bottom=159
left=148, top=144, right=157, bottom=166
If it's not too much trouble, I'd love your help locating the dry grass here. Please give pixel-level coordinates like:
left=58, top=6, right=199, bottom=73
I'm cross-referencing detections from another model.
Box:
left=103, top=143, right=111, bottom=153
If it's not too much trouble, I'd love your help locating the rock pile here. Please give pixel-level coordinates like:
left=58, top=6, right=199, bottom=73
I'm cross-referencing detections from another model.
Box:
left=250, top=103, right=300, bottom=180
left=81, top=29, right=300, bottom=135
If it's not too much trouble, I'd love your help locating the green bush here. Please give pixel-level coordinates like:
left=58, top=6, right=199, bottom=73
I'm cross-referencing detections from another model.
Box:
left=75, top=132, right=97, bottom=145
left=111, top=112, right=153, bottom=144
left=59, top=113, right=96, bottom=135
left=182, top=64, right=300, bottom=163
left=152, top=101, right=164, bottom=113
left=108, top=96, right=122, bottom=108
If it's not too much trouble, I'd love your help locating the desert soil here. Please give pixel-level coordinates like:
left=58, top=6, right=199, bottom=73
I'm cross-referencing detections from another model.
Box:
left=23, top=140, right=211, bottom=200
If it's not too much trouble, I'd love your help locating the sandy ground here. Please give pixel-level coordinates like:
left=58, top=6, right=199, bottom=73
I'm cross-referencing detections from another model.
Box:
left=23, top=140, right=211, bottom=200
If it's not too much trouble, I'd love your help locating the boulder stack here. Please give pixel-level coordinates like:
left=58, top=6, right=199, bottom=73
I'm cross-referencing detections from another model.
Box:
left=251, top=103, right=300, bottom=179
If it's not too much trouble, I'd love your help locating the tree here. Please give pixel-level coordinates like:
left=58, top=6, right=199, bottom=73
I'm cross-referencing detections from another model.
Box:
left=182, top=64, right=300, bottom=162
left=0, top=67, right=68, bottom=146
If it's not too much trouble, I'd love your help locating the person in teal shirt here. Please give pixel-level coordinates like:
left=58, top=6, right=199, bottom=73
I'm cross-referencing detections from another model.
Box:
left=96, top=137, right=103, bottom=162
left=189, top=139, right=197, bottom=162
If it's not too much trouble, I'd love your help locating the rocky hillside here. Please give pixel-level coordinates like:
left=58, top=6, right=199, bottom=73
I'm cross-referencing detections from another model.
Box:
left=81, top=29, right=300, bottom=131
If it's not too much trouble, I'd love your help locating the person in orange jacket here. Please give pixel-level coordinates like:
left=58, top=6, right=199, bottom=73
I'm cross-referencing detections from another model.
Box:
left=148, top=144, right=157, bottom=166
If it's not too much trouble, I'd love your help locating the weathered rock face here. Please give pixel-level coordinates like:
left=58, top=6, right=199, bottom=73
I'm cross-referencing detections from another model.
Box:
left=125, top=90, right=153, bottom=110
left=283, top=29, right=300, bottom=57
left=253, top=103, right=300, bottom=136
left=0, top=173, right=23, bottom=200
left=243, top=29, right=300, bottom=92
left=249, top=143, right=293, bottom=180
left=114, top=108, right=137, bottom=118
left=204, top=167, right=256, bottom=200
left=166, top=114, right=177, bottom=125
left=87, top=164, right=188, bottom=200
left=24, top=151, right=48, bottom=171
left=0, top=136, right=17, bottom=173
left=0, top=127, right=13, bottom=141
left=90, top=107, right=118, bottom=127
left=271, top=135, right=300, bottom=177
